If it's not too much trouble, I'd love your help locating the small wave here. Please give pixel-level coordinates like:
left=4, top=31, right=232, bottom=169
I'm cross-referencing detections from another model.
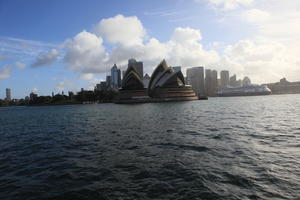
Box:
left=154, top=143, right=210, bottom=152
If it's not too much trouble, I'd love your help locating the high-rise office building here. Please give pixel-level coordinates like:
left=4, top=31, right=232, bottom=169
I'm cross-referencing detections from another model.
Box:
left=229, top=75, right=237, bottom=87
left=106, top=75, right=112, bottom=90
left=211, top=70, right=218, bottom=96
left=220, top=70, right=229, bottom=89
left=122, top=70, right=126, bottom=80
left=205, top=69, right=212, bottom=96
left=111, top=64, right=121, bottom=88
left=5, top=88, right=11, bottom=100
left=205, top=69, right=218, bottom=96
left=128, top=58, right=143, bottom=78
left=117, top=69, right=121, bottom=88
left=186, top=67, right=205, bottom=96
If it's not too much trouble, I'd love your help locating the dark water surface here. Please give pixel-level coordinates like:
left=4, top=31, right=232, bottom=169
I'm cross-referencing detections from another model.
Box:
left=0, top=95, right=299, bottom=200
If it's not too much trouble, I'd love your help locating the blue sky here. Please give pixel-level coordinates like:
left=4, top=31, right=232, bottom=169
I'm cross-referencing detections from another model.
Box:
left=1, top=0, right=300, bottom=98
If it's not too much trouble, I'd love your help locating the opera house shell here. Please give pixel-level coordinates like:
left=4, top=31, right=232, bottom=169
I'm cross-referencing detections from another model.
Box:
left=115, top=60, right=198, bottom=104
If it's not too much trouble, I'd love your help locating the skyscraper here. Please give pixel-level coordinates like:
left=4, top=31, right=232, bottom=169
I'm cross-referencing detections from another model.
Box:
left=128, top=58, right=143, bottom=78
left=205, top=69, right=218, bottom=96
left=111, top=64, right=121, bottom=89
left=5, top=88, right=11, bottom=101
left=186, top=67, right=205, bottom=96
left=220, top=70, right=229, bottom=89
left=229, top=74, right=237, bottom=87
left=205, top=69, right=212, bottom=96
left=211, top=70, right=218, bottom=96
left=117, top=68, right=121, bottom=88
left=106, top=75, right=112, bottom=90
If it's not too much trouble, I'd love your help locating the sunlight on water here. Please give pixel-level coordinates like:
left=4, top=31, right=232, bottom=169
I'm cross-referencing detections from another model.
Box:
left=0, top=95, right=299, bottom=200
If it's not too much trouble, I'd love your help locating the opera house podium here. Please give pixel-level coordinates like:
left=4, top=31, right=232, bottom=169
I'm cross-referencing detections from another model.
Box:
left=114, top=60, right=199, bottom=104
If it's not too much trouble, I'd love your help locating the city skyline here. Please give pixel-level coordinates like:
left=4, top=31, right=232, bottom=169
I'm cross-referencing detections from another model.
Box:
left=0, top=58, right=256, bottom=100
left=1, top=0, right=300, bottom=98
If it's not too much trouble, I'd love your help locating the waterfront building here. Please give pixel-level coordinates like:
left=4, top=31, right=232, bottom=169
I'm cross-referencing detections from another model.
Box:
left=128, top=58, right=143, bottom=78
left=186, top=67, right=205, bottom=96
left=147, top=60, right=197, bottom=100
left=116, top=60, right=198, bottom=103
left=265, top=78, right=300, bottom=94
left=242, top=76, right=251, bottom=86
left=5, top=88, right=11, bottom=100
left=220, top=70, right=229, bottom=88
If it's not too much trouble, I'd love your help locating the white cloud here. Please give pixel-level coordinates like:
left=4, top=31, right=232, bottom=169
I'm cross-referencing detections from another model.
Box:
left=80, top=73, right=94, bottom=80
left=0, top=36, right=58, bottom=60
left=31, top=49, right=59, bottom=68
left=61, top=14, right=300, bottom=84
left=87, top=77, right=104, bottom=90
left=241, top=9, right=270, bottom=23
left=94, top=14, right=146, bottom=46
left=196, top=0, right=254, bottom=10
left=195, top=0, right=300, bottom=83
left=32, top=87, right=38, bottom=93
left=15, top=61, right=26, bottom=69
left=171, top=27, right=202, bottom=43
left=101, top=27, right=220, bottom=74
left=56, top=80, right=72, bottom=92
left=0, top=65, right=12, bottom=79
left=222, top=38, right=300, bottom=83
left=64, top=30, right=108, bottom=74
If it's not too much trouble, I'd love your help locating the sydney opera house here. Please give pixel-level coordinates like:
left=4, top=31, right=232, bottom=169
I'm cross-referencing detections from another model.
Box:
left=115, top=60, right=199, bottom=103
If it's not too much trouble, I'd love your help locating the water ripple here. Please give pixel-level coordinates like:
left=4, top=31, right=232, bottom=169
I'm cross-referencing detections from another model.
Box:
left=0, top=95, right=299, bottom=200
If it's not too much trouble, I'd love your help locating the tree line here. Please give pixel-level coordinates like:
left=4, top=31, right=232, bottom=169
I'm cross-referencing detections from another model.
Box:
left=0, top=90, right=118, bottom=107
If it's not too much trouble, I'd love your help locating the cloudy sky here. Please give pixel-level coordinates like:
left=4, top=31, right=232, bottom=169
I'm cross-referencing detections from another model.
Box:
left=1, top=0, right=300, bottom=98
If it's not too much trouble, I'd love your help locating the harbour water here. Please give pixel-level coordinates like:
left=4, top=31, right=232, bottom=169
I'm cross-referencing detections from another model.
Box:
left=0, top=95, right=299, bottom=200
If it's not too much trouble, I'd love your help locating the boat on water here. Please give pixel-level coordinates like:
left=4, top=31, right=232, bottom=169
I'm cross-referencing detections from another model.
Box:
left=216, top=85, right=272, bottom=97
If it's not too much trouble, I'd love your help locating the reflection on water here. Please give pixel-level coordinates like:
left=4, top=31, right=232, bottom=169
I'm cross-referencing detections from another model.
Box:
left=0, top=94, right=299, bottom=200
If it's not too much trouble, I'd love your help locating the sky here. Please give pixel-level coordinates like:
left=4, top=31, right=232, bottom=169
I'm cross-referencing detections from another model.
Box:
left=0, top=0, right=300, bottom=98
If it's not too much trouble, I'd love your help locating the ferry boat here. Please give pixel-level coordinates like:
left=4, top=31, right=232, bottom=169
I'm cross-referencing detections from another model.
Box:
left=216, top=85, right=272, bottom=97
